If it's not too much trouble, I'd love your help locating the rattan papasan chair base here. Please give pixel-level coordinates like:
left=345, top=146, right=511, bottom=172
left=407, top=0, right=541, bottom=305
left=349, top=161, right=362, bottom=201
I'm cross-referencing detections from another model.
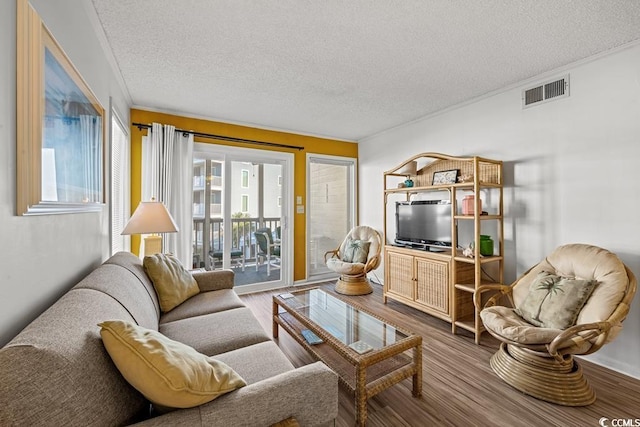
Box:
left=324, top=226, right=382, bottom=296
left=476, top=244, right=636, bottom=406
left=490, top=342, right=595, bottom=406
left=334, top=275, right=373, bottom=296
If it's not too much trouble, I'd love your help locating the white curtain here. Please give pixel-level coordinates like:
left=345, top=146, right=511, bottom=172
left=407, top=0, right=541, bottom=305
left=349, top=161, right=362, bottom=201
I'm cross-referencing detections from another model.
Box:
left=142, top=123, right=194, bottom=267
left=80, top=115, right=103, bottom=203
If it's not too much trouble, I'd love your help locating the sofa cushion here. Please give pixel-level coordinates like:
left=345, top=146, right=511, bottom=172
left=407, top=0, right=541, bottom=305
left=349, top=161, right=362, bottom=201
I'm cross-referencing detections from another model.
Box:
left=74, top=263, right=160, bottom=330
left=105, top=251, right=161, bottom=318
left=99, top=320, right=246, bottom=409
left=214, top=341, right=294, bottom=385
left=191, top=269, right=235, bottom=292
left=325, top=257, right=366, bottom=275
left=160, top=289, right=246, bottom=324
left=160, top=307, right=270, bottom=356
left=0, top=289, right=148, bottom=427
left=144, top=253, right=200, bottom=312
left=481, top=305, right=563, bottom=344
left=480, top=305, right=593, bottom=354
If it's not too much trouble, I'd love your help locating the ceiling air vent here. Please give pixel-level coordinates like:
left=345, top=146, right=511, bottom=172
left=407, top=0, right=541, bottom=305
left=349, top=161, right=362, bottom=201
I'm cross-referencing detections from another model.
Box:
left=522, top=74, right=569, bottom=109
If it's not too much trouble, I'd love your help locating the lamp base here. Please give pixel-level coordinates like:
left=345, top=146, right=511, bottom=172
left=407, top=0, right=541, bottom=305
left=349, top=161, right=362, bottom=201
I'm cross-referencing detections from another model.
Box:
left=143, top=235, right=162, bottom=257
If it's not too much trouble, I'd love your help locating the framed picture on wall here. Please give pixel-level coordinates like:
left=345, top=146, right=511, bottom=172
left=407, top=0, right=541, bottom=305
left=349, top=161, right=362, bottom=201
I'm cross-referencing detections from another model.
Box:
left=432, top=169, right=459, bottom=185
left=16, top=0, right=105, bottom=215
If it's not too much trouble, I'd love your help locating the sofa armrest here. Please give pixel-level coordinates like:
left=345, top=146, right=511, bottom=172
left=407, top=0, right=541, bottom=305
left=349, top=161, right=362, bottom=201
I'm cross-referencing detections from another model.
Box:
left=192, top=269, right=235, bottom=292
left=134, top=362, right=338, bottom=427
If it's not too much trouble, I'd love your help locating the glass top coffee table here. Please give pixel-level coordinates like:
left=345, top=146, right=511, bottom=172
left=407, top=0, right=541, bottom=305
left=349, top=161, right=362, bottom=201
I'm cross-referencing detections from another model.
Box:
left=272, top=288, right=422, bottom=426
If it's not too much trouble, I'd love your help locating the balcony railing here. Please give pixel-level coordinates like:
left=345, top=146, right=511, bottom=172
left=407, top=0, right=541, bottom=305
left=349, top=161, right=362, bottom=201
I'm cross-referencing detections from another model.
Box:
left=192, top=216, right=280, bottom=269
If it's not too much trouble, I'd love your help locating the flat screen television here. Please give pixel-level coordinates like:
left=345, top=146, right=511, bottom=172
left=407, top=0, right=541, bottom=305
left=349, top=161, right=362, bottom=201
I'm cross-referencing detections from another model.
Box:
left=395, top=200, right=453, bottom=249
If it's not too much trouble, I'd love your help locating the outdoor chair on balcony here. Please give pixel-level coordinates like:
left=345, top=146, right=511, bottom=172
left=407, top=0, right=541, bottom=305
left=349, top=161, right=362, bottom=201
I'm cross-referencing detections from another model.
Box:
left=254, top=227, right=280, bottom=276
left=208, top=248, right=245, bottom=271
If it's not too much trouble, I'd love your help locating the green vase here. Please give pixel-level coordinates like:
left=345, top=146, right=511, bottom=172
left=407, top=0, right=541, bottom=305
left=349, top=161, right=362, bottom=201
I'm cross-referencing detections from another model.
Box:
left=479, top=235, right=493, bottom=256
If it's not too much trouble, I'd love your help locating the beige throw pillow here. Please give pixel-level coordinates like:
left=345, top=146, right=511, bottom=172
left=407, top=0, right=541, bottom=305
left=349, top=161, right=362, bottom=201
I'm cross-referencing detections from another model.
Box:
left=516, top=271, right=598, bottom=330
left=144, top=253, right=199, bottom=312
left=99, top=320, right=246, bottom=408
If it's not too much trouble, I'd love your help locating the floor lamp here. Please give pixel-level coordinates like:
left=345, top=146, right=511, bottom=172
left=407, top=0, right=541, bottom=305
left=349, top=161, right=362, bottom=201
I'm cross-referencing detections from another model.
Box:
left=121, top=200, right=178, bottom=257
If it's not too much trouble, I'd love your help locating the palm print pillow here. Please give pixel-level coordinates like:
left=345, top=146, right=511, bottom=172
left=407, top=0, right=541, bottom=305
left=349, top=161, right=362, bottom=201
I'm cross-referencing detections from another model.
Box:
left=342, top=239, right=371, bottom=264
left=516, top=271, right=598, bottom=329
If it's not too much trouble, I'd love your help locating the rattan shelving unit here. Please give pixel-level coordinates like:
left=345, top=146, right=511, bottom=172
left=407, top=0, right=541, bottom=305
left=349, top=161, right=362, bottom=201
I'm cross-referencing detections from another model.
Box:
left=383, top=153, right=504, bottom=343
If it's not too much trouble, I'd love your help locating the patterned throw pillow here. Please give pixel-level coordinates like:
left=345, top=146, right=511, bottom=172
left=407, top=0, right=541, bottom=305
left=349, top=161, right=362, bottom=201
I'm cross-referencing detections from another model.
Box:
left=342, top=239, right=371, bottom=264
left=516, top=271, right=598, bottom=330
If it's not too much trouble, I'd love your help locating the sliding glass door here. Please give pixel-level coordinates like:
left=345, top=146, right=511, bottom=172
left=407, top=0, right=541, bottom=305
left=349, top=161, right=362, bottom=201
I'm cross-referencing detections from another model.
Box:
left=306, top=154, right=357, bottom=279
left=193, top=144, right=293, bottom=293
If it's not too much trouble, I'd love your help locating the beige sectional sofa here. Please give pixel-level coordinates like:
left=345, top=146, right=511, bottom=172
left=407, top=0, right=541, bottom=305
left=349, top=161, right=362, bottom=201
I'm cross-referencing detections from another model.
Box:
left=0, top=252, right=338, bottom=426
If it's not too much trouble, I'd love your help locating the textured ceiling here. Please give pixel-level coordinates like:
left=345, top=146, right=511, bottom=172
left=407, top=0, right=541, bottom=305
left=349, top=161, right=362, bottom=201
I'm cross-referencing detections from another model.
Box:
left=90, top=1, right=640, bottom=141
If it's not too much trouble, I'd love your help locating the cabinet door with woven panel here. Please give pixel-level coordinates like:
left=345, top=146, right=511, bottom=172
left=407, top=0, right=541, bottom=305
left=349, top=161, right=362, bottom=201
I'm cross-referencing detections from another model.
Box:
left=415, top=257, right=449, bottom=315
left=385, top=251, right=415, bottom=300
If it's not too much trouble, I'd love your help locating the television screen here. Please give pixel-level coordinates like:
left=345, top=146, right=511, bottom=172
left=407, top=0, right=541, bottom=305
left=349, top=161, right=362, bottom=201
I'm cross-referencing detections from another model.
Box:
left=395, top=201, right=452, bottom=248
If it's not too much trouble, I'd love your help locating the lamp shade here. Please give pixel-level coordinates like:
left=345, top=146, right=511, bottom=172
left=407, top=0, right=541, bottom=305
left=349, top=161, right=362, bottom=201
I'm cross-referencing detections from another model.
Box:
left=396, top=160, right=417, bottom=176
left=121, top=201, right=178, bottom=235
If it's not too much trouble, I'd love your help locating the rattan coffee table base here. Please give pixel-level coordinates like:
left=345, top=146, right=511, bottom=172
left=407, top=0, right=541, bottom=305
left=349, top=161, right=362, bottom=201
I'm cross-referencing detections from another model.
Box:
left=490, top=343, right=596, bottom=406
left=334, top=276, right=373, bottom=295
left=273, top=288, right=422, bottom=426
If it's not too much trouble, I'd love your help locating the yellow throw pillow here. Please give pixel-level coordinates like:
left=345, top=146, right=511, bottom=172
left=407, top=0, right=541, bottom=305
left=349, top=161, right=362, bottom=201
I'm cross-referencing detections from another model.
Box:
left=143, top=253, right=199, bottom=312
left=98, top=320, right=246, bottom=408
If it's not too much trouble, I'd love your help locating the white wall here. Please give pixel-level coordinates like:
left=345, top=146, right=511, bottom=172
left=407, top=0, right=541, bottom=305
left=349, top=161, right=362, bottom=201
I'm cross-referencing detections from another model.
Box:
left=0, top=1, right=129, bottom=345
left=359, top=42, right=640, bottom=379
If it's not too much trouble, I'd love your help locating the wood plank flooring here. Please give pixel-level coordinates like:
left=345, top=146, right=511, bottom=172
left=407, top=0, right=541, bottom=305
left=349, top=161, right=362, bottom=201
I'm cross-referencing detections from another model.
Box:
left=240, top=282, right=640, bottom=426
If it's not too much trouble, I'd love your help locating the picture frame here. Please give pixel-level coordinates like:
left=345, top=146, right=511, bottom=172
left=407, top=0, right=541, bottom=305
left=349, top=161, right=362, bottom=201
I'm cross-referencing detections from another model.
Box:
left=432, top=169, right=459, bottom=185
left=16, top=0, right=105, bottom=215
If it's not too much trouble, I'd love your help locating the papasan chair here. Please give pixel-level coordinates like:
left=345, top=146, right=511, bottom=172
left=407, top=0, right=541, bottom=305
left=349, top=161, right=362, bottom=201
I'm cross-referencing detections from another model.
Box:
left=475, top=243, right=636, bottom=406
left=324, top=226, right=382, bottom=295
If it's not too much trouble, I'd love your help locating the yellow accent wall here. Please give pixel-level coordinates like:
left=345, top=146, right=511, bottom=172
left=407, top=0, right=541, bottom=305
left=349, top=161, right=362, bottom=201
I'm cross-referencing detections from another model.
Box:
left=130, top=109, right=358, bottom=282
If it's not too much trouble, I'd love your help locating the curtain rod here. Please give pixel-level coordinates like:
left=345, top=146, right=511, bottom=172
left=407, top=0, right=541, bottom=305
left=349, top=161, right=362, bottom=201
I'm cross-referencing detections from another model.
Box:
left=132, top=122, right=304, bottom=151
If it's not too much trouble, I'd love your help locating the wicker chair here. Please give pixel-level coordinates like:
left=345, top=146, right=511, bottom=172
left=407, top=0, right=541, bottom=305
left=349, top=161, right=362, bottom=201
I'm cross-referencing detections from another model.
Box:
left=475, top=244, right=636, bottom=406
left=324, top=226, right=382, bottom=295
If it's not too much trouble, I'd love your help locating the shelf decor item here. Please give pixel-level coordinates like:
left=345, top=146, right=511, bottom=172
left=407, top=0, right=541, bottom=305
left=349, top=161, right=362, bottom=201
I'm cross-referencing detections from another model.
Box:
left=479, top=235, right=494, bottom=256
left=462, top=195, right=482, bottom=215
left=432, top=169, right=459, bottom=185
left=396, top=160, right=417, bottom=176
